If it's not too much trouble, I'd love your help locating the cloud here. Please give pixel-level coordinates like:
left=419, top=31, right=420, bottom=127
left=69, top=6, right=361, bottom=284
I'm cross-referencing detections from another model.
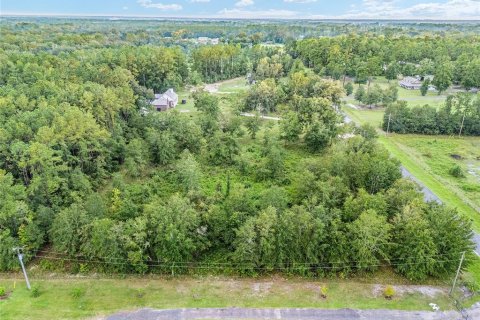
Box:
left=218, top=8, right=298, bottom=18
left=361, top=0, right=398, bottom=11
left=339, top=0, right=480, bottom=19
left=235, top=0, right=255, bottom=7
left=137, top=0, right=182, bottom=11
left=221, top=0, right=479, bottom=20
left=284, top=0, right=317, bottom=3
left=122, top=6, right=129, bottom=10
left=139, top=0, right=479, bottom=19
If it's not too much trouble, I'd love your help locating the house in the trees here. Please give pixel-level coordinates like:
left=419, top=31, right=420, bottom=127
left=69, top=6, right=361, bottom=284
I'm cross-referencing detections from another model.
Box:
left=197, top=37, right=219, bottom=45
left=399, top=76, right=422, bottom=90
left=151, top=89, right=178, bottom=112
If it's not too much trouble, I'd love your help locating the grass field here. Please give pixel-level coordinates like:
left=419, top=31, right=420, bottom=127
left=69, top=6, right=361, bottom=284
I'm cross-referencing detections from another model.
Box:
left=461, top=256, right=480, bottom=307
left=343, top=105, right=480, bottom=233
left=387, top=135, right=480, bottom=210
left=343, top=106, right=385, bottom=127
left=0, top=273, right=455, bottom=320
left=217, top=77, right=249, bottom=94
left=380, top=135, right=480, bottom=232
left=344, top=76, right=455, bottom=109
left=174, top=88, right=197, bottom=113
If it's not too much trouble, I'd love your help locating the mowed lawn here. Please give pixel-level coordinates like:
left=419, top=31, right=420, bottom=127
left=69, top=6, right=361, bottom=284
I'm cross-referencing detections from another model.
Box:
left=343, top=106, right=385, bottom=128
left=0, top=274, right=455, bottom=320
left=344, top=77, right=454, bottom=109
left=217, top=77, right=249, bottom=93
left=386, top=135, right=480, bottom=210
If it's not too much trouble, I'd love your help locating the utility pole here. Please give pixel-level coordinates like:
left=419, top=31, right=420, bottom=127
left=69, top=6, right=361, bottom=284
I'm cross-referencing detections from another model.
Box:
left=450, top=251, right=466, bottom=296
left=458, top=110, right=466, bottom=138
left=13, top=247, right=31, bottom=290
left=386, top=113, right=392, bottom=135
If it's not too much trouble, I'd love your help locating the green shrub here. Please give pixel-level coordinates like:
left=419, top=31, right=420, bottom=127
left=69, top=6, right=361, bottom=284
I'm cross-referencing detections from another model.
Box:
left=0, top=286, right=6, bottom=296
left=462, top=273, right=480, bottom=293
left=79, top=263, right=89, bottom=274
left=134, top=288, right=146, bottom=299
left=31, top=285, right=41, bottom=298
left=345, top=82, right=354, bottom=96
left=464, top=279, right=479, bottom=293
left=461, top=183, right=480, bottom=192
left=70, top=287, right=85, bottom=299
left=449, top=165, right=465, bottom=178
left=320, top=285, right=328, bottom=299
left=384, top=285, right=395, bottom=299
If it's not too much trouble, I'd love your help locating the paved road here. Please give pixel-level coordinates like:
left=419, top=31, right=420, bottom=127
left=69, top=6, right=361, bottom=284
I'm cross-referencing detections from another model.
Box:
left=107, top=307, right=466, bottom=320
left=401, top=166, right=480, bottom=256
left=343, top=108, right=480, bottom=256
left=401, top=167, right=443, bottom=203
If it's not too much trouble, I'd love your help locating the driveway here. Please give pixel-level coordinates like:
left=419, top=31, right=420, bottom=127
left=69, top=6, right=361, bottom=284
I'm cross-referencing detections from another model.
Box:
left=240, top=112, right=281, bottom=121
left=106, top=307, right=465, bottom=320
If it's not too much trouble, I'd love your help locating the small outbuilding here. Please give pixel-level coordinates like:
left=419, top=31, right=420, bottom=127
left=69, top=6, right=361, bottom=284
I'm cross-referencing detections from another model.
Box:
left=151, top=89, right=178, bottom=112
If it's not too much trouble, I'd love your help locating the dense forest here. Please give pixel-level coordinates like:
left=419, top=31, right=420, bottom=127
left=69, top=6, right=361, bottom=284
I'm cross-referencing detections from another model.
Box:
left=291, top=35, right=480, bottom=91
left=0, top=18, right=477, bottom=282
left=3, top=17, right=480, bottom=52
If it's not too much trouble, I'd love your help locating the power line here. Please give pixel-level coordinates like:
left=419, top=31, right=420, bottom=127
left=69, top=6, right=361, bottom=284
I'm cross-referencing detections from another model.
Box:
left=33, top=254, right=461, bottom=271
left=33, top=249, right=466, bottom=266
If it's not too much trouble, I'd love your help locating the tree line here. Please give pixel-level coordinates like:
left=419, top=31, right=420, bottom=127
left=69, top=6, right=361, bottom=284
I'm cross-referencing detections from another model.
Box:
left=354, top=83, right=399, bottom=107
left=383, top=94, right=480, bottom=136
left=291, top=35, right=480, bottom=91
left=4, top=17, right=480, bottom=53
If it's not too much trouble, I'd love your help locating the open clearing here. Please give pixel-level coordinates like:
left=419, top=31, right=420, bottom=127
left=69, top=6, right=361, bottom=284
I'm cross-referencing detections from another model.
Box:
left=0, top=275, right=457, bottom=320
left=343, top=77, right=455, bottom=109
left=204, top=77, right=248, bottom=94
left=385, top=135, right=480, bottom=212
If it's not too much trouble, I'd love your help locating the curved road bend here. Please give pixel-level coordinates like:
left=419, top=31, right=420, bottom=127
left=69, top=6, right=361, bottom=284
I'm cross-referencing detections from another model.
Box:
left=107, top=306, right=479, bottom=320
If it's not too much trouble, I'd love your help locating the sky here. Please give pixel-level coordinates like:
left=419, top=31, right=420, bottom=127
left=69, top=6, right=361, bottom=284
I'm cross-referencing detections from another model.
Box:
left=1, top=0, right=480, bottom=20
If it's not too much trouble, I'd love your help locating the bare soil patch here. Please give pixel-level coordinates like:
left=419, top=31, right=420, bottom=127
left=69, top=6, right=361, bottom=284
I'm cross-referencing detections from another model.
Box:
left=372, top=284, right=446, bottom=298
left=251, top=281, right=273, bottom=296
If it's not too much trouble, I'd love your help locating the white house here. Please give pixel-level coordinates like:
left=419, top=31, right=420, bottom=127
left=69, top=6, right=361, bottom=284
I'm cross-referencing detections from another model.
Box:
left=197, top=37, right=219, bottom=45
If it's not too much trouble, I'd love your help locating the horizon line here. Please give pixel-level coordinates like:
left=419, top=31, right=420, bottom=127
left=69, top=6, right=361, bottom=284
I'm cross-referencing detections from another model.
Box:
left=1, top=13, right=479, bottom=22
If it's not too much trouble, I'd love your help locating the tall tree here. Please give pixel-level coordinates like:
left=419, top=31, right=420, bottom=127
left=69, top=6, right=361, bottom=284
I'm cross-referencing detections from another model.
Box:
left=433, top=56, right=453, bottom=94
left=245, top=113, right=261, bottom=139
left=391, top=202, right=437, bottom=281
left=349, top=210, right=391, bottom=272
left=146, top=194, right=204, bottom=264
left=233, top=206, right=278, bottom=272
